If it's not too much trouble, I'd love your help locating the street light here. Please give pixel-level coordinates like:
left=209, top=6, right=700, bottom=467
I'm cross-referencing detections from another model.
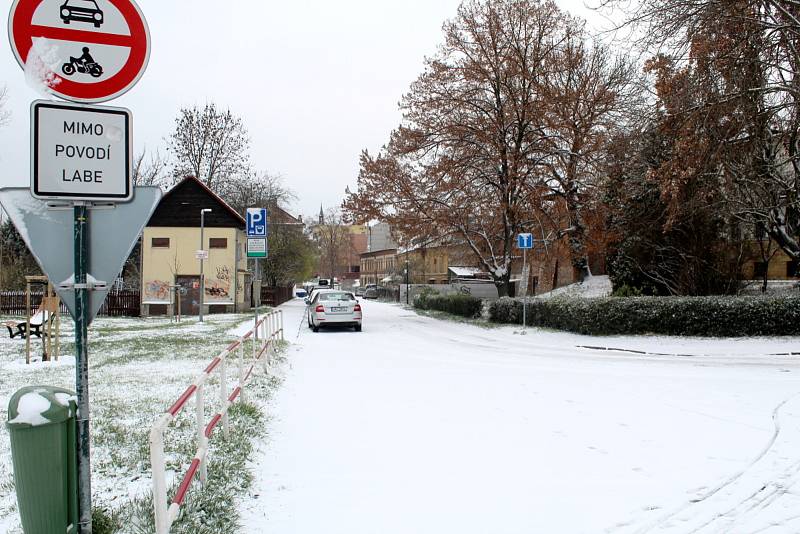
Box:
left=199, top=208, right=212, bottom=322
left=405, top=253, right=410, bottom=305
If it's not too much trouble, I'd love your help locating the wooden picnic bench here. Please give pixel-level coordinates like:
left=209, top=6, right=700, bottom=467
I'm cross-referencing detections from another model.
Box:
left=4, top=309, right=53, bottom=339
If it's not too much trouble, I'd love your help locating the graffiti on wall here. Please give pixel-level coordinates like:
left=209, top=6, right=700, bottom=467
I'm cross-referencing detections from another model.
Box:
left=205, top=265, right=232, bottom=302
left=144, top=280, right=170, bottom=302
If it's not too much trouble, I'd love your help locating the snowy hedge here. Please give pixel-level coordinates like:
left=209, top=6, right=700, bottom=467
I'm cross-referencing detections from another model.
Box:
left=488, top=296, right=800, bottom=336
left=414, top=292, right=483, bottom=318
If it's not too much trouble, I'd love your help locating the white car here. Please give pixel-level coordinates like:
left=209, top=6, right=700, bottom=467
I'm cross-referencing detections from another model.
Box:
left=306, top=290, right=362, bottom=332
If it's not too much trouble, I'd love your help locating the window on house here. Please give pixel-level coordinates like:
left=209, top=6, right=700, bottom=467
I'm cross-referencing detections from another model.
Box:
left=209, top=238, right=227, bottom=249
left=151, top=237, right=170, bottom=248
left=787, top=261, right=798, bottom=278
left=754, top=261, right=768, bottom=277
left=351, top=265, right=360, bottom=273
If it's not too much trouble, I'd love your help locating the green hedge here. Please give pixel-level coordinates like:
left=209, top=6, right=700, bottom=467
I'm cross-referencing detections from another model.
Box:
left=488, top=296, right=800, bottom=336
left=414, top=292, right=483, bottom=319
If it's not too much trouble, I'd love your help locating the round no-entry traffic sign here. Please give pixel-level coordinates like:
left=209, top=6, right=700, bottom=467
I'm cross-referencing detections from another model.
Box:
left=8, top=0, right=150, bottom=103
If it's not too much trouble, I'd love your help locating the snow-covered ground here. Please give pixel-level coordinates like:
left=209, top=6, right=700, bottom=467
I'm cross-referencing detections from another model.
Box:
left=239, top=298, right=800, bottom=533
left=0, top=313, right=273, bottom=534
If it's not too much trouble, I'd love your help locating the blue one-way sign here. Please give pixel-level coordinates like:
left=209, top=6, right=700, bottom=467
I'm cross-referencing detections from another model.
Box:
left=517, top=233, right=534, bottom=249
left=246, top=208, right=268, bottom=237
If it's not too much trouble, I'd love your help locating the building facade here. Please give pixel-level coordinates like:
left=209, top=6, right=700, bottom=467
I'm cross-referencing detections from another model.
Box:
left=141, top=176, right=249, bottom=316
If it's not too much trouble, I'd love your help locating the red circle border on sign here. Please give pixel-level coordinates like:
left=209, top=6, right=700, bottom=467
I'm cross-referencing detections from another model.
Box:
left=8, top=0, right=150, bottom=103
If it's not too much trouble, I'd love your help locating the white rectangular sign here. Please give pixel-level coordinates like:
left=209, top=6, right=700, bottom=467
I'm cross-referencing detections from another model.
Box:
left=195, top=250, right=209, bottom=260
left=31, top=100, right=132, bottom=202
left=247, top=238, right=267, bottom=258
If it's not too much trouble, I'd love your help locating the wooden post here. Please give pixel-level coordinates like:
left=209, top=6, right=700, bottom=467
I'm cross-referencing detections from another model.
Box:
left=25, top=279, right=30, bottom=365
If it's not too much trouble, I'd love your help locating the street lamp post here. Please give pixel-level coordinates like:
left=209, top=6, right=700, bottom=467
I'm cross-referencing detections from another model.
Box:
left=405, top=254, right=410, bottom=305
left=199, top=208, right=212, bottom=322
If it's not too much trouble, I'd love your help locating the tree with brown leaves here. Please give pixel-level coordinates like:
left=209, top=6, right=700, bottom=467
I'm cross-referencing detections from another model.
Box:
left=344, top=0, right=637, bottom=295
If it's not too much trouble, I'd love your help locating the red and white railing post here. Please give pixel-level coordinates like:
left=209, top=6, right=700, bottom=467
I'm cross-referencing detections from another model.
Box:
left=220, top=355, right=229, bottom=438
left=238, top=341, right=246, bottom=405
left=150, top=311, right=284, bottom=534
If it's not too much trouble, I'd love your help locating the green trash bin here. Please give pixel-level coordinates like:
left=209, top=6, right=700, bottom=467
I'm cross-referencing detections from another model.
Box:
left=6, top=386, right=78, bottom=534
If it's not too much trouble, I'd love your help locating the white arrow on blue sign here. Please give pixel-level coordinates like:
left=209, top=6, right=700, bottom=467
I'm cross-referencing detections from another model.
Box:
left=246, top=208, right=268, bottom=237
left=517, top=233, right=534, bottom=249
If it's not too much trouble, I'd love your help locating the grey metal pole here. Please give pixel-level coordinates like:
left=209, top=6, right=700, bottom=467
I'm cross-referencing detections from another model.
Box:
left=199, top=209, right=210, bottom=322
left=522, top=247, right=527, bottom=332
left=254, top=258, right=259, bottom=341
left=405, top=256, right=409, bottom=304
left=74, top=203, right=92, bottom=534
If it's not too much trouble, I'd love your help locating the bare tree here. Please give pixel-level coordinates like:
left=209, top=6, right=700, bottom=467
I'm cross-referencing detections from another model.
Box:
left=166, top=102, right=251, bottom=192
left=132, top=149, right=168, bottom=188
left=344, top=0, right=638, bottom=294
left=313, top=208, right=351, bottom=282
left=221, top=172, right=296, bottom=217
left=0, top=86, right=9, bottom=129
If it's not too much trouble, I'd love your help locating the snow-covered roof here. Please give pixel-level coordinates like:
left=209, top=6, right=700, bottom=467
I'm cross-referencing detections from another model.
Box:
left=448, top=266, right=483, bottom=277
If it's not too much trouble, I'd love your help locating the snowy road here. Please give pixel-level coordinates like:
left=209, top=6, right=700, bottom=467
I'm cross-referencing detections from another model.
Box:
left=239, top=299, right=800, bottom=533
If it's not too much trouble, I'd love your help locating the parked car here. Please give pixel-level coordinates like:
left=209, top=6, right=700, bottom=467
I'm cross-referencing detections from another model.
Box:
left=306, top=290, right=362, bottom=332
left=60, top=0, right=104, bottom=27
left=363, top=287, right=378, bottom=300
left=355, top=286, right=366, bottom=297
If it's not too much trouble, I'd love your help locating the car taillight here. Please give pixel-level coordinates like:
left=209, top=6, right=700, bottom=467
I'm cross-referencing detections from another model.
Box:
left=315, top=305, right=325, bottom=313
left=354, top=304, right=362, bottom=312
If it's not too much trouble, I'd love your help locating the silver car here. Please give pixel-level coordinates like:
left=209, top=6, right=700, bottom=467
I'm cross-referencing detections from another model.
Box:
left=306, top=290, right=362, bottom=332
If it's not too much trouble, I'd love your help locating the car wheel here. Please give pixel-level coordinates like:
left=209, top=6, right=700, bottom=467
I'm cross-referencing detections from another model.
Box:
left=312, top=325, right=319, bottom=333
left=354, top=324, right=362, bottom=332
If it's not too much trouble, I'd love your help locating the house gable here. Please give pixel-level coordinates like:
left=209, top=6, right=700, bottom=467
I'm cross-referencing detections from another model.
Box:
left=147, top=176, right=245, bottom=229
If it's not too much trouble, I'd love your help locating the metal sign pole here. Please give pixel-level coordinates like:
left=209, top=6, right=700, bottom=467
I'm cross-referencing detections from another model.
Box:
left=522, top=247, right=527, bottom=333
left=254, top=258, right=259, bottom=341
left=73, top=203, right=92, bottom=534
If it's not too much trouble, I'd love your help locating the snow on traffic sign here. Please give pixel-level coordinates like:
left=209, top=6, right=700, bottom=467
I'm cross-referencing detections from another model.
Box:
left=8, top=0, right=151, bottom=103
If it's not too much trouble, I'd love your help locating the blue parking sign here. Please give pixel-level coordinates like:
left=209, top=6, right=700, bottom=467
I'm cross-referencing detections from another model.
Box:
left=246, top=208, right=268, bottom=237
left=517, top=233, right=534, bottom=249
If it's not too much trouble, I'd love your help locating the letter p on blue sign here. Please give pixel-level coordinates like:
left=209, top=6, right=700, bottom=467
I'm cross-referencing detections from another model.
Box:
left=517, top=233, right=534, bottom=249
left=246, top=208, right=268, bottom=237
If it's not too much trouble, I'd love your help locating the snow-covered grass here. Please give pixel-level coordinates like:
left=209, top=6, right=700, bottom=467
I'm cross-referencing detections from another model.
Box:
left=0, top=312, right=283, bottom=534
left=240, top=299, right=800, bottom=533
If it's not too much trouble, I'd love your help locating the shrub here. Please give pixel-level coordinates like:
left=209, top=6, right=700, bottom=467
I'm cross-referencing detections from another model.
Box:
left=414, top=292, right=482, bottom=318
left=488, top=295, right=800, bottom=337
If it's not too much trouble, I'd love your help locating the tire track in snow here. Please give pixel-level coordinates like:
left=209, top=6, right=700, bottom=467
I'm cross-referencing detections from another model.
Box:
left=617, top=392, right=800, bottom=533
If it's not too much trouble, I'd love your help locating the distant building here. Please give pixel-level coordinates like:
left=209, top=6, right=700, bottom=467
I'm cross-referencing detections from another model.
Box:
left=360, top=249, right=398, bottom=286
left=367, top=222, right=397, bottom=252
left=312, top=207, right=368, bottom=286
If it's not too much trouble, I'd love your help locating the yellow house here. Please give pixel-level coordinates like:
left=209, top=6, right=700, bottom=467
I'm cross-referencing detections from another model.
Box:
left=141, top=176, right=249, bottom=316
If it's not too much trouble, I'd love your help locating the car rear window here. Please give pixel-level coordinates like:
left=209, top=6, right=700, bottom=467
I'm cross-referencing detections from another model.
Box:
left=319, top=292, right=354, bottom=302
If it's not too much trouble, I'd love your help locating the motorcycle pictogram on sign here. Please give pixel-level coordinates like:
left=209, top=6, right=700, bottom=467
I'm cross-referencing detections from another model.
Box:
left=8, top=0, right=150, bottom=103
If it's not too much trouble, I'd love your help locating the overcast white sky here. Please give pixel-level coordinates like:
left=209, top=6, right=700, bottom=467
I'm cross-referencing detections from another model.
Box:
left=0, top=0, right=611, bottom=218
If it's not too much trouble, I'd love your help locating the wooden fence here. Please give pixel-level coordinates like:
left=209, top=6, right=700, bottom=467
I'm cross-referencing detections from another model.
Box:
left=0, top=290, right=141, bottom=317
left=260, top=285, right=295, bottom=308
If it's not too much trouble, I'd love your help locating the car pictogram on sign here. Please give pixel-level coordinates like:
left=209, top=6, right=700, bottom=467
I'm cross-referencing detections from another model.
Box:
left=8, top=0, right=150, bottom=103
left=60, top=0, right=104, bottom=28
